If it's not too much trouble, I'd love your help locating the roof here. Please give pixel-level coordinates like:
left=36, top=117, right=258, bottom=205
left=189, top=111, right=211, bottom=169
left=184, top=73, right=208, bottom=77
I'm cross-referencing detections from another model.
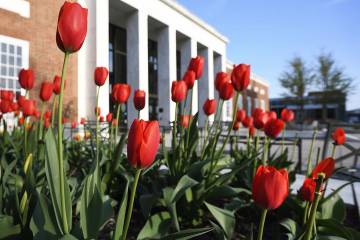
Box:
left=160, top=0, right=229, bottom=43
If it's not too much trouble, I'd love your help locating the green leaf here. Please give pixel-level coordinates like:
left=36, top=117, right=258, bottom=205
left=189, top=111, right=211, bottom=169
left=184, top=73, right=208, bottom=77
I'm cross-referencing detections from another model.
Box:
left=137, top=211, right=172, bottom=240
left=0, top=215, right=21, bottom=239
left=170, top=175, right=198, bottom=203
left=206, top=186, right=250, bottom=200
left=113, top=180, right=129, bottom=240
left=44, top=130, right=72, bottom=234
left=317, top=194, right=346, bottom=222
left=205, top=202, right=235, bottom=238
left=278, top=218, right=301, bottom=239
left=317, top=219, right=353, bottom=239
left=59, top=234, right=79, bottom=240
left=140, top=194, right=158, bottom=218
left=161, top=227, right=213, bottom=240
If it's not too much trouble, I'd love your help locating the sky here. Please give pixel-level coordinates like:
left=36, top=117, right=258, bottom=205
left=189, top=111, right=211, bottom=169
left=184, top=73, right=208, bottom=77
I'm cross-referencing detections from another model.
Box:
left=177, top=0, right=360, bottom=110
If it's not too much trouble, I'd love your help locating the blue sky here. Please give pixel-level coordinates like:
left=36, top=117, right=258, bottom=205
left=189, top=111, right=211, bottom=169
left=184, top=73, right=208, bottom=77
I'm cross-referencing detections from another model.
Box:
left=178, top=0, right=360, bottom=110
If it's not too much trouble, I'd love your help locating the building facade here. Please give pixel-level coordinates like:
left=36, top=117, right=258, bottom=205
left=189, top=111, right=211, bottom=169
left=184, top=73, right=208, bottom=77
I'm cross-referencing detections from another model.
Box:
left=1, top=0, right=269, bottom=126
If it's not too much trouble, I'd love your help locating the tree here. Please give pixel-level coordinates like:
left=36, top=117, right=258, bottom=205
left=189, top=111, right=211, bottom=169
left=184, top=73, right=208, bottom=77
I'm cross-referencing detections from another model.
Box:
left=279, top=57, right=315, bottom=122
left=316, top=53, right=353, bottom=121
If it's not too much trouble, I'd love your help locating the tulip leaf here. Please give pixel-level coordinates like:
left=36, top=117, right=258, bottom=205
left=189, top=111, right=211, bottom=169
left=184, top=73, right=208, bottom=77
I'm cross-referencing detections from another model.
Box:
left=137, top=211, right=172, bottom=240
left=44, top=129, right=72, bottom=234
left=139, top=193, right=158, bottom=218
left=161, top=227, right=213, bottom=240
left=278, top=218, right=301, bottom=239
left=0, top=215, right=21, bottom=239
left=170, top=175, right=198, bottom=203
left=317, top=193, right=346, bottom=222
left=205, top=202, right=235, bottom=238
left=113, top=179, right=129, bottom=240
left=317, top=219, right=353, bottom=239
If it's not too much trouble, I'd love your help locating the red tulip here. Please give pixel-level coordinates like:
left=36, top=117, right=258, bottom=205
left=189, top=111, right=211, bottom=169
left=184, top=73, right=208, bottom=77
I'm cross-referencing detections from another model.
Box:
left=1, top=90, right=14, bottom=101
left=40, top=81, right=54, bottom=102
left=99, top=116, right=104, bottom=122
left=44, top=110, right=52, bottom=120
left=44, top=118, right=51, bottom=129
left=11, top=102, right=19, bottom=112
left=249, top=126, right=256, bottom=137
left=106, top=113, right=113, bottom=123
left=94, top=67, right=109, bottom=86
left=252, top=165, right=289, bottom=209
left=112, top=83, right=131, bottom=104
left=71, top=121, right=77, bottom=129
left=18, top=116, right=25, bottom=126
left=112, top=119, right=117, bottom=127
left=188, top=56, right=204, bottom=79
left=17, top=95, right=26, bottom=107
left=311, top=157, right=335, bottom=179
left=62, top=117, right=68, bottom=124
left=133, top=89, right=146, bottom=111
left=281, top=108, right=294, bottom=123
left=22, top=99, right=36, bottom=116
left=242, top=116, right=254, bottom=128
left=215, top=72, right=230, bottom=91
left=233, top=121, right=241, bottom=131
left=127, top=119, right=160, bottom=168
left=183, top=70, right=196, bottom=89
left=0, top=100, right=12, bottom=113
left=56, top=2, right=88, bottom=53
left=236, top=109, right=246, bottom=122
left=19, top=69, right=35, bottom=90
left=219, top=82, right=234, bottom=100
left=331, top=128, right=346, bottom=145
left=231, top=64, right=250, bottom=92
left=53, top=75, right=64, bottom=95
left=34, top=110, right=40, bottom=119
left=299, top=178, right=316, bottom=202
left=264, top=118, right=284, bottom=139
left=253, top=108, right=266, bottom=129
left=80, top=117, right=86, bottom=125
left=180, top=115, right=192, bottom=128
left=203, top=99, right=217, bottom=116
left=267, top=111, right=277, bottom=121
left=171, top=80, right=187, bottom=103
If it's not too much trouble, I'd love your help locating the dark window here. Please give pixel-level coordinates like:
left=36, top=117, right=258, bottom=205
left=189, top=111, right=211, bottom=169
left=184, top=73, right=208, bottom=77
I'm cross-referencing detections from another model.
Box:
left=148, top=39, right=158, bottom=121
left=176, top=50, right=181, bottom=80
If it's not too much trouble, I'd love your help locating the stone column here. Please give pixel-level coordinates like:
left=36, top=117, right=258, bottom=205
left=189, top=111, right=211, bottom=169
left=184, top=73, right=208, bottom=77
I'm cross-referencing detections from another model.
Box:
left=157, top=26, right=176, bottom=125
left=126, top=10, right=149, bottom=124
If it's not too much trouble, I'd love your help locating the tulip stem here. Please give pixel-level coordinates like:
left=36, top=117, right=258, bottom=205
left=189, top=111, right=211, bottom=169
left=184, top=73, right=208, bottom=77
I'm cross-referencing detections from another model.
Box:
left=262, top=137, right=269, bottom=165
left=331, top=144, right=337, bottom=158
left=24, top=116, right=28, bottom=155
left=303, top=201, right=310, bottom=225
left=122, top=168, right=142, bottom=240
left=257, top=208, right=268, bottom=240
left=281, top=124, right=286, bottom=154
left=137, top=110, right=140, bottom=119
left=252, top=135, right=260, bottom=179
left=306, top=130, right=318, bottom=176
left=115, top=103, right=121, bottom=145
left=51, top=96, right=57, bottom=128
left=57, top=52, right=70, bottom=234
left=304, top=173, right=325, bottom=240
left=95, top=86, right=101, bottom=187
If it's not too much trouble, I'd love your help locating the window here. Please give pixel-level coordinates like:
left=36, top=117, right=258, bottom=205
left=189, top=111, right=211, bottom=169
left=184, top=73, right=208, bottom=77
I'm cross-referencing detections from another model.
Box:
left=0, top=35, right=29, bottom=94
left=247, top=96, right=252, bottom=115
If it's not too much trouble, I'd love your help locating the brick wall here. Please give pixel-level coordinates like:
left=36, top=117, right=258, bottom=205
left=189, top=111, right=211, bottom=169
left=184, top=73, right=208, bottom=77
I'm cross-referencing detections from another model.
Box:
left=0, top=0, right=78, bottom=119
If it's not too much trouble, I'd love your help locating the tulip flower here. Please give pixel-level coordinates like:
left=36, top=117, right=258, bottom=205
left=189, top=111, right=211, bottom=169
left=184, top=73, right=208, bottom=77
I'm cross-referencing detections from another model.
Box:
left=106, top=113, right=113, bottom=123
left=53, top=75, right=64, bottom=95
left=112, top=83, right=131, bottom=104
left=219, top=82, right=234, bottom=100
left=331, top=128, right=346, bottom=145
left=215, top=72, right=230, bottom=91
left=232, top=121, right=241, bottom=131
left=253, top=165, right=289, bottom=240
left=18, top=116, right=25, bottom=126
left=236, top=109, right=246, bottom=122
left=62, top=117, right=68, bottom=124
left=40, top=82, right=54, bottom=102
left=264, top=118, right=284, bottom=139
left=180, top=115, right=192, bottom=128
left=133, top=89, right=146, bottom=111
left=80, top=117, right=86, bottom=125
left=22, top=99, right=36, bottom=116
left=310, top=157, right=335, bottom=180
left=17, top=95, right=26, bottom=107
left=19, top=69, right=35, bottom=90
left=171, top=80, right=187, bottom=102
left=299, top=178, right=316, bottom=202
left=266, top=111, right=277, bottom=121
left=183, top=70, right=196, bottom=89
left=242, top=116, right=254, bottom=128
left=44, top=118, right=51, bottom=129
left=281, top=108, right=294, bottom=123
left=0, top=100, right=12, bottom=113
left=71, top=121, right=77, bottom=129
left=203, top=99, right=217, bottom=116
left=249, top=126, right=256, bottom=137
left=231, top=64, right=250, bottom=92
left=187, top=56, right=204, bottom=79
left=1, top=90, right=14, bottom=101
left=99, top=116, right=104, bottom=122
left=253, top=108, right=266, bottom=130
left=56, top=2, right=88, bottom=53
left=94, top=67, right=109, bottom=86
left=112, top=119, right=118, bottom=127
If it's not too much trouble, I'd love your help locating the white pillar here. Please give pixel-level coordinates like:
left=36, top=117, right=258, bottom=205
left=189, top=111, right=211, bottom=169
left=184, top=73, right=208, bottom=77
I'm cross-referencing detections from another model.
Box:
left=179, top=38, right=197, bottom=115
left=198, top=47, right=214, bottom=125
left=157, top=26, right=176, bottom=125
left=96, top=0, right=109, bottom=115
left=126, top=10, right=149, bottom=124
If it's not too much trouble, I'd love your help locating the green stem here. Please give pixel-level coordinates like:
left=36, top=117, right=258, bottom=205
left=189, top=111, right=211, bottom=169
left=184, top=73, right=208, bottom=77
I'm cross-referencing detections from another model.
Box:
left=57, top=52, right=70, bottom=234
left=306, top=130, right=318, bottom=176
left=262, top=137, right=269, bottom=165
left=281, top=124, right=286, bottom=154
left=169, top=204, right=180, bottom=232
left=331, top=144, right=337, bottom=158
left=51, top=96, right=57, bottom=128
left=172, top=103, right=179, bottom=148
left=115, top=103, right=121, bottom=145
left=24, top=116, right=28, bottom=155
left=252, top=135, right=260, bottom=179
left=121, top=169, right=142, bottom=240
left=303, top=201, right=310, bottom=226
left=200, top=119, right=209, bottom=157
left=38, top=103, right=45, bottom=141
left=257, top=208, right=268, bottom=240
left=95, top=87, right=100, bottom=187
left=137, top=110, right=140, bottom=119
left=304, top=173, right=325, bottom=240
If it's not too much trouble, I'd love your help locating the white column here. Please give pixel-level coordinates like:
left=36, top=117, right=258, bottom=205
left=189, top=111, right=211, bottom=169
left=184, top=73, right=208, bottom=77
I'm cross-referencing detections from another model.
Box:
left=78, top=0, right=97, bottom=120
left=179, top=38, right=197, bottom=115
left=126, top=10, right=149, bottom=124
left=96, top=0, right=109, bottom=116
left=157, top=26, right=176, bottom=125
left=198, top=47, right=214, bottom=125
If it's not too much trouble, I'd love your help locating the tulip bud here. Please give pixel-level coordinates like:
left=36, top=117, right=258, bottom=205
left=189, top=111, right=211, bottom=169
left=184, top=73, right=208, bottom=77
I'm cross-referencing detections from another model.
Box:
left=180, top=115, right=192, bottom=128
left=219, top=82, right=234, bottom=100
left=215, top=72, right=230, bottom=91
left=242, top=116, right=253, bottom=128
left=203, top=99, right=217, bottom=116
left=133, top=89, right=146, bottom=111
left=281, top=108, right=294, bottom=123
left=106, top=113, right=113, bottom=123
left=94, top=67, right=109, bottom=86
left=310, top=157, right=335, bottom=180
left=22, top=99, right=36, bottom=116
left=40, top=81, right=54, bottom=102
left=71, top=121, right=77, bottom=129
left=232, top=121, right=241, bottom=131
left=331, top=128, right=346, bottom=145
left=183, top=70, right=196, bottom=89
left=171, top=80, right=187, bottom=103
left=187, top=56, right=204, bottom=79
left=299, top=178, right=316, bottom=202
left=53, top=75, right=65, bottom=95
left=264, top=118, right=284, bottom=139
left=231, top=64, right=250, bottom=92
left=112, top=83, right=131, bottom=104
left=236, top=109, right=246, bottom=122
left=19, top=69, right=35, bottom=90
